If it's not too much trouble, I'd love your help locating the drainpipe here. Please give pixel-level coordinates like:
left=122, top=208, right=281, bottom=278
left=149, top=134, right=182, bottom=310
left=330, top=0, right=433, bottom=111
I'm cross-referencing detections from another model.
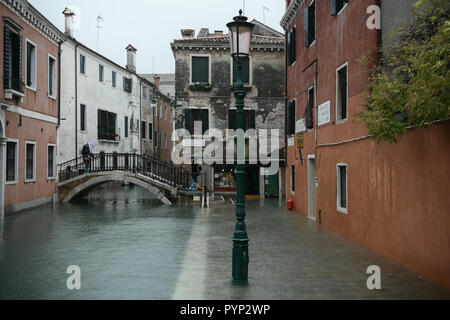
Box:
left=57, top=40, right=63, bottom=127
left=74, top=43, right=79, bottom=162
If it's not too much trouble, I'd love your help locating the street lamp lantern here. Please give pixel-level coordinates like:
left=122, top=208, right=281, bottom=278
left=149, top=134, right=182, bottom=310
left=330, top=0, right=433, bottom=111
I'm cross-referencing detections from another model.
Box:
left=227, top=10, right=254, bottom=285
left=227, top=10, right=254, bottom=58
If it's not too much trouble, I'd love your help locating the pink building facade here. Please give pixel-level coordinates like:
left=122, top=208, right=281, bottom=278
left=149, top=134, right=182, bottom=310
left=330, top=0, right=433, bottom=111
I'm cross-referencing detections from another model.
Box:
left=0, top=0, right=64, bottom=217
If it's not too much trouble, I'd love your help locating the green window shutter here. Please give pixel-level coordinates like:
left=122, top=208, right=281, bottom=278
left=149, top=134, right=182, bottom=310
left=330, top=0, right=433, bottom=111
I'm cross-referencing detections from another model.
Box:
left=309, top=2, right=315, bottom=44
left=125, top=116, right=128, bottom=138
left=288, top=101, right=296, bottom=135
left=249, top=110, right=256, bottom=130
left=229, top=109, right=237, bottom=130
left=184, top=108, right=192, bottom=134
left=233, top=57, right=250, bottom=84
left=286, top=103, right=291, bottom=134
left=192, top=57, right=209, bottom=83
left=304, top=7, right=310, bottom=47
left=201, top=109, right=209, bottom=134
left=4, top=26, right=10, bottom=89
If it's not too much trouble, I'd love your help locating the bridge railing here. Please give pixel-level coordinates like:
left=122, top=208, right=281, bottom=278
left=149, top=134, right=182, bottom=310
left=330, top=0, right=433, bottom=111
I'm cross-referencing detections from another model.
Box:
left=58, top=153, right=192, bottom=189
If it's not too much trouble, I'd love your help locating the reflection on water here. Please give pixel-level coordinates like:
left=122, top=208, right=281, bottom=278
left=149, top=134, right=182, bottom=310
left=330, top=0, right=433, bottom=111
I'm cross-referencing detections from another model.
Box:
left=0, top=183, right=197, bottom=300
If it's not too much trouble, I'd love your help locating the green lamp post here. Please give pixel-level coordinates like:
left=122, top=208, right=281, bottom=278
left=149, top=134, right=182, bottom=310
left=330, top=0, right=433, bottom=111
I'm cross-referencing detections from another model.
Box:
left=227, top=10, right=254, bottom=284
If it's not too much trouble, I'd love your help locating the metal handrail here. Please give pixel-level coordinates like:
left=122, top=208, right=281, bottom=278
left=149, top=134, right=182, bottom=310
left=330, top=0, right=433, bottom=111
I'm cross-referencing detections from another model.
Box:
left=58, top=153, right=192, bottom=190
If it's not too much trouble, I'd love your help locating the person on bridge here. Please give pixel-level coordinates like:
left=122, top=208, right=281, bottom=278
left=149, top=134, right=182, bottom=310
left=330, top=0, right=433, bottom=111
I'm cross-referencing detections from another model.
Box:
left=189, top=163, right=203, bottom=191
left=82, top=143, right=94, bottom=173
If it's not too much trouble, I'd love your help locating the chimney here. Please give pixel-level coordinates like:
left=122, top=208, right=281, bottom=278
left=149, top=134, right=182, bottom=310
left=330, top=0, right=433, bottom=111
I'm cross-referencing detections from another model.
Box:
left=153, top=74, right=160, bottom=89
left=126, top=44, right=137, bottom=73
left=213, top=30, right=223, bottom=36
left=181, top=29, right=195, bottom=39
left=62, top=8, right=75, bottom=37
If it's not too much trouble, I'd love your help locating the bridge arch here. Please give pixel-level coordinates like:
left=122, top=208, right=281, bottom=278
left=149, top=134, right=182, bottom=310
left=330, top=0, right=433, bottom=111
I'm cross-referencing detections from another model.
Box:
left=62, top=173, right=173, bottom=205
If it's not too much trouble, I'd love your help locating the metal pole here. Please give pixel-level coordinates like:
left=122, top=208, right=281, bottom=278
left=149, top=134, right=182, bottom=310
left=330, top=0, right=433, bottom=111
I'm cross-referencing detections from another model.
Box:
left=232, top=57, right=249, bottom=284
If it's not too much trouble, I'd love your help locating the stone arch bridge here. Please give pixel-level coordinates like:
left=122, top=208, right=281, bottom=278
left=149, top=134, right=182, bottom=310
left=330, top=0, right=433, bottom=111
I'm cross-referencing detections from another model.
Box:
left=57, top=153, right=195, bottom=205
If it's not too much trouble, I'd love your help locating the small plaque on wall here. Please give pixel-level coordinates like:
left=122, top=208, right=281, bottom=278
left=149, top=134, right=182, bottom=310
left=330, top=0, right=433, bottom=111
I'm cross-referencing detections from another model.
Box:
left=318, top=101, right=331, bottom=126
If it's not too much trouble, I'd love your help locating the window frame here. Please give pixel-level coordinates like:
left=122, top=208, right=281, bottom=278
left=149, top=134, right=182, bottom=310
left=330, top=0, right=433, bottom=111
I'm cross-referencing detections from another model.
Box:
left=287, top=25, right=297, bottom=66
left=336, top=163, right=348, bottom=214
left=287, top=98, right=297, bottom=136
left=24, top=141, right=36, bottom=183
left=80, top=54, right=86, bottom=75
left=336, top=62, right=349, bottom=123
left=337, top=0, right=349, bottom=16
left=112, top=71, right=117, bottom=88
left=291, top=165, right=296, bottom=195
left=305, top=0, right=316, bottom=47
left=141, top=120, right=146, bottom=140
left=47, top=144, right=56, bottom=180
left=5, top=139, right=19, bottom=185
left=190, top=54, right=211, bottom=85
left=25, top=39, right=37, bottom=91
left=80, top=104, right=87, bottom=132
left=48, top=54, right=57, bottom=99
left=98, top=64, right=104, bottom=82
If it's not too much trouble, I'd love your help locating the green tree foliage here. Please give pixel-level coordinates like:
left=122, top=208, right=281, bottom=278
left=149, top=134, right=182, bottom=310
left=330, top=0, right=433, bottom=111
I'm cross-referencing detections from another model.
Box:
left=358, top=0, right=450, bottom=143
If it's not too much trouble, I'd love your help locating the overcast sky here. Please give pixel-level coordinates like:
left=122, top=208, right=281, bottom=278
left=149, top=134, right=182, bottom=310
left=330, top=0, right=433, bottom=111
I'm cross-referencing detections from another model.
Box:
left=29, top=0, right=285, bottom=74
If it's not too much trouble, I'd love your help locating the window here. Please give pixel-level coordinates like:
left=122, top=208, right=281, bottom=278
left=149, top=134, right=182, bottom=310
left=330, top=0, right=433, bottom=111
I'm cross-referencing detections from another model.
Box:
left=6, top=141, right=18, bottom=183
left=232, top=56, right=250, bottom=84
left=287, top=27, right=296, bottom=65
left=336, top=63, right=348, bottom=121
left=143, top=87, right=147, bottom=99
left=304, top=1, right=316, bottom=47
left=125, top=116, right=129, bottom=138
left=4, top=23, right=23, bottom=93
left=287, top=100, right=296, bottom=135
left=331, top=0, right=349, bottom=16
left=184, top=108, right=209, bottom=135
left=148, top=123, right=153, bottom=140
left=98, top=110, right=117, bottom=141
left=160, top=104, right=163, bottom=119
left=47, top=145, right=56, bottom=179
left=99, top=65, right=104, bottom=82
left=48, top=55, right=56, bottom=98
left=25, top=142, right=36, bottom=182
left=154, top=131, right=158, bottom=147
left=80, top=104, right=86, bottom=131
left=26, top=40, right=36, bottom=90
left=165, top=106, right=167, bottom=120
left=305, top=86, right=314, bottom=129
left=123, top=77, right=132, bottom=93
left=159, top=133, right=162, bottom=150
left=142, top=121, right=146, bottom=140
left=191, top=56, right=209, bottom=83
left=291, top=165, right=296, bottom=193
left=337, top=164, right=348, bottom=213
left=80, top=54, right=86, bottom=74
left=165, top=134, right=168, bottom=150
left=228, top=109, right=256, bottom=131
left=112, top=71, right=116, bottom=87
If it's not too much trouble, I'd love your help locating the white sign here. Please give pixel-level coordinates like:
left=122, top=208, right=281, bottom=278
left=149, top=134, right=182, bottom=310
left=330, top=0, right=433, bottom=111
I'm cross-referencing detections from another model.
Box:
left=193, top=196, right=201, bottom=201
left=288, top=137, right=295, bottom=147
left=318, top=101, right=331, bottom=126
left=182, top=139, right=206, bottom=147
left=296, top=118, right=306, bottom=133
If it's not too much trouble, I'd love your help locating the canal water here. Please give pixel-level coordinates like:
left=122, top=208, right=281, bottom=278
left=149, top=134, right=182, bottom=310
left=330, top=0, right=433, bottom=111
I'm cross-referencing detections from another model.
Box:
left=0, top=183, right=197, bottom=300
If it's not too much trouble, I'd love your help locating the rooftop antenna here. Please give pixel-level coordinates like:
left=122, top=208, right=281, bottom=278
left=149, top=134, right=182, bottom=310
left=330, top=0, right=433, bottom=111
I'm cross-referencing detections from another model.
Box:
left=263, top=6, right=270, bottom=24
left=96, top=15, right=103, bottom=51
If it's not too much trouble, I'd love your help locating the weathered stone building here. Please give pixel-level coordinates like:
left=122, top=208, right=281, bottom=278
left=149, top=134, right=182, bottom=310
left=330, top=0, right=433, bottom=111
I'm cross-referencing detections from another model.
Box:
left=171, top=21, right=285, bottom=197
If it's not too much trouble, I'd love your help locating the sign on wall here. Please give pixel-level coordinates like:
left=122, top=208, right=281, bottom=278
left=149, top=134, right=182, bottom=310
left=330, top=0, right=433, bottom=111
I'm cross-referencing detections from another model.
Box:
left=296, top=118, right=306, bottom=133
left=318, top=101, right=331, bottom=126
left=288, top=137, right=295, bottom=147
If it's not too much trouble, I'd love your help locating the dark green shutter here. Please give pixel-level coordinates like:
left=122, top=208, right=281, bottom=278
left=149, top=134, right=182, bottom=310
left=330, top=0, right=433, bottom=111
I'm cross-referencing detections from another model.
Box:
left=304, top=7, right=310, bottom=47
left=192, top=57, right=209, bottom=83
left=125, top=116, right=128, bottom=137
left=201, top=109, right=209, bottom=134
left=184, top=108, right=192, bottom=134
left=233, top=57, right=250, bottom=84
left=26, top=42, right=31, bottom=86
left=286, top=103, right=291, bottom=134
left=229, top=109, right=236, bottom=130
left=4, top=26, right=10, bottom=89
left=288, top=28, right=296, bottom=65
left=98, top=110, right=102, bottom=139
left=249, top=110, right=256, bottom=130
left=310, top=2, right=315, bottom=45
left=287, top=101, right=296, bottom=135
left=331, top=0, right=338, bottom=16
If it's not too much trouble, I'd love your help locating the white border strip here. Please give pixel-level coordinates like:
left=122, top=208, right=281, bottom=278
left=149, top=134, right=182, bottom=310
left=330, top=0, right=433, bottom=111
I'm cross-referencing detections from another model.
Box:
left=7, top=105, right=58, bottom=124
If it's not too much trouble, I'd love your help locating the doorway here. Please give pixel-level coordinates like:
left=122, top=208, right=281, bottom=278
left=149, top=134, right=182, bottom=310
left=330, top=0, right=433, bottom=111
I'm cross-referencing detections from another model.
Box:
left=308, top=155, right=316, bottom=221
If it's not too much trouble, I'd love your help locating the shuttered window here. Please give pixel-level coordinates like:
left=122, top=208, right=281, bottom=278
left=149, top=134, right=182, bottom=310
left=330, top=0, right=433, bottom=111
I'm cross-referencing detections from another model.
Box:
left=305, top=87, right=315, bottom=129
left=142, top=121, right=146, bottom=140
left=125, top=116, right=129, bottom=138
left=149, top=123, right=153, bottom=140
left=6, top=141, right=17, bottom=182
left=232, top=57, right=250, bottom=84
left=185, top=109, right=209, bottom=135
left=80, top=55, right=86, bottom=74
left=191, top=56, right=209, bottom=83
left=228, top=110, right=256, bottom=130
left=337, top=164, right=348, bottom=213
left=99, top=65, right=104, bottom=82
left=26, top=41, right=36, bottom=88
left=80, top=104, right=86, bottom=131
left=123, top=77, right=132, bottom=93
left=154, top=131, right=158, bottom=147
left=112, top=71, right=116, bottom=87
left=98, top=110, right=117, bottom=140
left=48, top=56, right=56, bottom=97
left=4, top=26, right=23, bottom=93
left=25, top=143, right=35, bottom=181
left=47, top=145, right=55, bottom=179
left=287, top=27, right=296, bottom=65
left=287, top=100, right=296, bottom=135
left=337, top=64, right=348, bottom=121
left=331, top=0, right=349, bottom=16
left=304, top=1, right=316, bottom=47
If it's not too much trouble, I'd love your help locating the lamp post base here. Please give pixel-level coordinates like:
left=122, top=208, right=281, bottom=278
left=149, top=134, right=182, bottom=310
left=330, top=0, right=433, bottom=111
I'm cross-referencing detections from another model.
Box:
left=232, top=238, right=249, bottom=283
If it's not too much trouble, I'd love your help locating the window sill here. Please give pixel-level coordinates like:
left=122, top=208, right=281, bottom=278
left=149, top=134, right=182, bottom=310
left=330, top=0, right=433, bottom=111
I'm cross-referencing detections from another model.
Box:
left=80, top=131, right=88, bottom=134
left=25, top=179, right=36, bottom=184
left=48, top=94, right=57, bottom=101
left=337, top=207, right=348, bottom=215
left=190, top=83, right=213, bottom=91
left=5, top=89, right=24, bottom=102
left=26, top=85, right=36, bottom=92
left=99, top=139, right=120, bottom=144
left=289, top=61, right=296, bottom=67
left=47, top=177, right=56, bottom=181
left=5, top=181, right=18, bottom=186
left=336, top=118, right=348, bottom=125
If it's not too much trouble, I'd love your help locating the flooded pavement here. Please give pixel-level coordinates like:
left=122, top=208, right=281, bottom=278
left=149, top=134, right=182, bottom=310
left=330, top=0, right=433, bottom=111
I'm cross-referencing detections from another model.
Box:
left=0, top=184, right=449, bottom=300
